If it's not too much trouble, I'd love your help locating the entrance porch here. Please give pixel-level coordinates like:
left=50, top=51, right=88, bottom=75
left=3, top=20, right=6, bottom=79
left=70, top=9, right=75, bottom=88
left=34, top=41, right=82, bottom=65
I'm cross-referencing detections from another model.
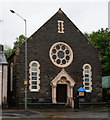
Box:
left=51, top=69, right=75, bottom=108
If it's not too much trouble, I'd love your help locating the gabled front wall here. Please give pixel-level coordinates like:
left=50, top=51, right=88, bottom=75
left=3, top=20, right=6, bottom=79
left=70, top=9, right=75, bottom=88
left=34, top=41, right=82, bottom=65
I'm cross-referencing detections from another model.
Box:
left=8, top=10, right=102, bottom=106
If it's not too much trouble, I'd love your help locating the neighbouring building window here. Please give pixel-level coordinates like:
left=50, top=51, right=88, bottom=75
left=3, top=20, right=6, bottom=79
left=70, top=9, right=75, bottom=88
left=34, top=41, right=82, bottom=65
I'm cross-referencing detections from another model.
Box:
left=10, top=63, right=13, bottom=91
left=58, top=20, right=64, bottom=33
left=29, top=61, right=40, bottom=92
left=83, top=64, right=92, bottom=92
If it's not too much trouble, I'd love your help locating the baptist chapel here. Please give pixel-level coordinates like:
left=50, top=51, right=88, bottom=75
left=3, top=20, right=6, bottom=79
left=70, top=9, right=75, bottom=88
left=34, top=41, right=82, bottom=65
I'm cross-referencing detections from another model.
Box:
left=7, top=9, right=102, bottom=108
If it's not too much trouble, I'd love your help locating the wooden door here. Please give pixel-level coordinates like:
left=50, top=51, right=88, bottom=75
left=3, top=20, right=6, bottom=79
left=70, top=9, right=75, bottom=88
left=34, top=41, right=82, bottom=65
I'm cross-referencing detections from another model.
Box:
left=56, top=84, right=67, bottom=103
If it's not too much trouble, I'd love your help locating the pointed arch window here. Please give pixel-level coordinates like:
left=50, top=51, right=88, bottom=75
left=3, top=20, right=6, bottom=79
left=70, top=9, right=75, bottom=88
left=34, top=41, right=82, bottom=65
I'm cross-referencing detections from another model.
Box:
left=83, top=64, right=92, bottom=92
left=29, top=61, right=40, bottom=92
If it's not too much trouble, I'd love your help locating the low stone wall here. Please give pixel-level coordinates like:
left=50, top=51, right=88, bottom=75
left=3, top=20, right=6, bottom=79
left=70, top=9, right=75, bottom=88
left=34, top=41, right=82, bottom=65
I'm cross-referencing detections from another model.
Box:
left=17, top=103, right=70, bottom=109
left=79, top=102, right=108, bottom=109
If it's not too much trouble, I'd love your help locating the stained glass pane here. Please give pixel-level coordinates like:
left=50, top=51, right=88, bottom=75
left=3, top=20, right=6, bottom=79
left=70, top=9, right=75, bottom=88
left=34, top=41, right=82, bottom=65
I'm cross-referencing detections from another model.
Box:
left=65, top=50, right=69, bottom=54
left=32, top=86, right=37, bottom=89
left=32, top=67, right=37, bottom=71
left=32, top=72, right=37, bottom=76
left=85, top=74, right=89, bottom=77
left=85, top=66, right=89, bottom=69
left=61, top=45, right=65, bottom=50
left=56, top=45, right=60, bottom=50
left=32, top=77, right=37, bottom=80
left=62, top=59, right=66, bottom=64
left=85, top=87, right=89, bottom=90
left=56, top=59, right=61, bottom=64
left=84, top=69, right=90, bottom=73
left=85, top=83, right=89, bottom=86
left=52, top=49, right=56, bottom=54
left=32, top=81, right=37, bottom=85
left=85, top=79, right=89, bottom=82
left=52, top=55, right=57, bottom=59
left=32, top=63, right=37, bottom=67
left=66, top=56, right=70, bottom=60
left=58, top=51, right=64, bottom=58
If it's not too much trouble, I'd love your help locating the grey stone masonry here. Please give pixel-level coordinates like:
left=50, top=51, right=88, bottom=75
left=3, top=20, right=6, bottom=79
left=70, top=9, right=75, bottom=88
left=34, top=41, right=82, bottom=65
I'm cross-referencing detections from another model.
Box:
left=7, top=9, right=102, bottom=107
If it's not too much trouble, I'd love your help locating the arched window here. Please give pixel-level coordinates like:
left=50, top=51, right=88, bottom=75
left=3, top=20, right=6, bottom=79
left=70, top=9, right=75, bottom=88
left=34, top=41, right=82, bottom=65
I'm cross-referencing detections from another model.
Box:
left=29, top=61, right=40, bottom=92
left=83, top=64, right=92, bottom=92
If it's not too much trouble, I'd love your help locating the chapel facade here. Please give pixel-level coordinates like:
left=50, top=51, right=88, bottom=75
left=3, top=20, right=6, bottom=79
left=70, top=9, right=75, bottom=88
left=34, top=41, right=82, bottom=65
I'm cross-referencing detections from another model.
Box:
left=7, top=9, right=102, bottom=108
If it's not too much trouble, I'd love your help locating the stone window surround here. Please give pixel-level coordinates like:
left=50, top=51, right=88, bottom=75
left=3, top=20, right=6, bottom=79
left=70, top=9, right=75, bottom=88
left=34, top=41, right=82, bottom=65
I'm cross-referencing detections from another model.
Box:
left=49, top=42, right=73, bottom=68
left=29, top=61, right=40, bottom=92
left=83, top=64, right=92, bottom=92
left=58, top=20, right=64, bottom=33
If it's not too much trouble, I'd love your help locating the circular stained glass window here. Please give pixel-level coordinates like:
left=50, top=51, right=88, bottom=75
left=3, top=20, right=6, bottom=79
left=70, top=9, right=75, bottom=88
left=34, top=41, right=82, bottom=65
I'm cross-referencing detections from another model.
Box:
left=49, top=42, right=73, bottom=68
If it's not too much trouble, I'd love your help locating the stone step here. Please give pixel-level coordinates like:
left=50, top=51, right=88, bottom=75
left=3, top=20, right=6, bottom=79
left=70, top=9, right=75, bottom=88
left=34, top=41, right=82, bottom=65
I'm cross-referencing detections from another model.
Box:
left=18, top=103, right=71, bottom=109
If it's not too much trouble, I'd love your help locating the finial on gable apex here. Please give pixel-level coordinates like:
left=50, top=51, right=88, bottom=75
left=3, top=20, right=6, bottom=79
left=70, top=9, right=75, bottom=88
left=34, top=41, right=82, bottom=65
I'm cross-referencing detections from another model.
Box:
left=59, top=8, right=61, bottom=11
left=58, top=8, right=63, bottom=13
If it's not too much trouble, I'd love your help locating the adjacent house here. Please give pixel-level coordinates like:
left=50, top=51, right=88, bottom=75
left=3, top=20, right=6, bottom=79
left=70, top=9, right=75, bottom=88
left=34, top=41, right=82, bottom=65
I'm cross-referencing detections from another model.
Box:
left=7, top=9, right=102, bottom=108
left=102, top=76, right=110, bottom=101
left=0, top=44, right=8, bottom=107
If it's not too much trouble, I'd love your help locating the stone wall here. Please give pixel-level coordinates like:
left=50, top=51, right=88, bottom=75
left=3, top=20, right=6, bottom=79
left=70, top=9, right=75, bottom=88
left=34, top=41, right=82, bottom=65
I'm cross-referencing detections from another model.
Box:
left=8, top=9, right=102, bottom=106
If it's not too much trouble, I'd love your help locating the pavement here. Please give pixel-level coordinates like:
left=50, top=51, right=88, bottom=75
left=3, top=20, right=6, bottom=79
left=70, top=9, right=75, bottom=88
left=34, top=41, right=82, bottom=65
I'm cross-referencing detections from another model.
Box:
left=1, top=107, right=110, bottom=120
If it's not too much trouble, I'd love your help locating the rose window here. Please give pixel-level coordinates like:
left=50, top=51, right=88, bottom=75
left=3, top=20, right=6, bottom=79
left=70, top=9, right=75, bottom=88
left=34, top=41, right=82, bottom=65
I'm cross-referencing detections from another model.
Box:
left=49, top=42, right=73, bottom=68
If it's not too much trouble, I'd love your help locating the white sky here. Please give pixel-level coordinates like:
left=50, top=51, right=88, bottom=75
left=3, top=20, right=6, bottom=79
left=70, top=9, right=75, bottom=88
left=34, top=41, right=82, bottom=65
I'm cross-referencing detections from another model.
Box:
left=0, top=0, right=109, bottom=48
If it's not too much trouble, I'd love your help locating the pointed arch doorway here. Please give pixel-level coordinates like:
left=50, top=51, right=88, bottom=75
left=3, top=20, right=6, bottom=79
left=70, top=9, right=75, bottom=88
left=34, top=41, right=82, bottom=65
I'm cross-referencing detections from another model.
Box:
left=51, top=69, right=75, bottom=108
